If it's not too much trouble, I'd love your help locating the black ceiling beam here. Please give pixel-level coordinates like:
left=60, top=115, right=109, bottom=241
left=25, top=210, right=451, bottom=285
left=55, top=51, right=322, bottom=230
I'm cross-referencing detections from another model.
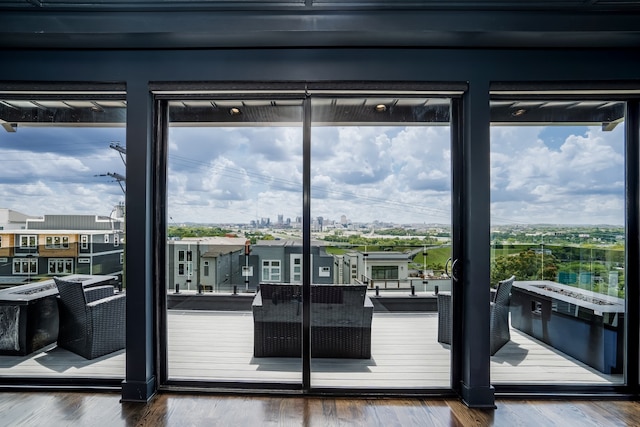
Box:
left=1, top=10, right=640, bottom=49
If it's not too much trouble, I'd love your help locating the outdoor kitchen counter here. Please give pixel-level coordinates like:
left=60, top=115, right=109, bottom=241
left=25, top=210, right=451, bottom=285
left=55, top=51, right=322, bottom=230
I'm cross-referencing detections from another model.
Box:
left=513, top=280, right=624, bottom=314
left=0, top=280, right=59, bottom=356
left=510, top=280, right=624, bottom=374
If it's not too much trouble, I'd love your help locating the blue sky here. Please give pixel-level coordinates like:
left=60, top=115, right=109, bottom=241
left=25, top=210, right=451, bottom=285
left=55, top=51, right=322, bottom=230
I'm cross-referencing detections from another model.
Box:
left=0, top=127, right=126, bottom=218
left=0, top=122, right=625, bottom=226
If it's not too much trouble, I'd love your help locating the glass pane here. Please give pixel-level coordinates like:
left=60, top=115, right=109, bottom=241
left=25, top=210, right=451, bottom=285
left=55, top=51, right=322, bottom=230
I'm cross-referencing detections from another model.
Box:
left=490, top=98, right=625, bottom=385
left=310, top=96, right=452, bottom=388
left=165, top=98, right=304, bottom=385
left=0, top=91, right=126, bottom=380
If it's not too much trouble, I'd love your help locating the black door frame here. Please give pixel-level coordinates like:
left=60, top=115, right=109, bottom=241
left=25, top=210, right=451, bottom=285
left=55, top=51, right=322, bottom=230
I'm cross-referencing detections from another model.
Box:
left=154, top=83, right=470, bottom=399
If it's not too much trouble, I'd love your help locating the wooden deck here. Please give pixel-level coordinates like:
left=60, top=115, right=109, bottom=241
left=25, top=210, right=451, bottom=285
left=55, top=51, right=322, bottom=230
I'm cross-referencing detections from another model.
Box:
left=0, top=310, right=622, bottom=387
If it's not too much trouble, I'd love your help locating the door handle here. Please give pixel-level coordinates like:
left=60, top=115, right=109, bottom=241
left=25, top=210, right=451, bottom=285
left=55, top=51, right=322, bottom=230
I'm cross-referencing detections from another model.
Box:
left=445, top=257, right=460, bottom=282
left=451, top=258, right=459, bottom=282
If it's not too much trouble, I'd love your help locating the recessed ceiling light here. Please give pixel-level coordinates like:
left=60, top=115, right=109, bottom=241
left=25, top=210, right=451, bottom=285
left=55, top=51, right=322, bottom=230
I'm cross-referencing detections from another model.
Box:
left=511, top=108, right=526, bottom=117
left=229, top=107, right=241, bottom=116
left=374, top=104, right=387, bottom=112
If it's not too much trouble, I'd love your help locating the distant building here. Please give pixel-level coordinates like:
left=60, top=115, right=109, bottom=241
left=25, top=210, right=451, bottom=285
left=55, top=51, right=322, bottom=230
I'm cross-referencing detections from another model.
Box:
left=339, top=251, right=411, bottom=285
left=0, top=210, right=125, bottom=286
left=251, top=239, right=334, bottom=285
left=167, top=236, right=246, bottom=292
left=0, top=208, right=37, bottom=230
left=166, top=237, right=335, bottom=292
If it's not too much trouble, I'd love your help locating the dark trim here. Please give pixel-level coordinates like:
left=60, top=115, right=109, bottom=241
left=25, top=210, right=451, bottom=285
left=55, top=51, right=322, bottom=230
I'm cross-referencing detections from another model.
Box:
left=302, top=95, right=311, bottom=390
left=460, top=383, right=496, bottom=409
left=490, top=81, right=640, bottom=95
left=0, top=81, right=126, bottom=93
left=450, top=96, right=463, bottom=395
left=3, top=0, right=640, bottom=13
left=161, top=380, right=304, bottom=392
left=459, top=80, right=494, bottom=408
left=625, top=100, right=640, bottom=392
left=0, top=378, right=123, bottom=389
left=159, top=381, right=458, bottom=397
left=494, top=383, right=637, bottom=397
left=155, top=98, right=170, bottom=388
left=121, top=80, right=157, bottom=403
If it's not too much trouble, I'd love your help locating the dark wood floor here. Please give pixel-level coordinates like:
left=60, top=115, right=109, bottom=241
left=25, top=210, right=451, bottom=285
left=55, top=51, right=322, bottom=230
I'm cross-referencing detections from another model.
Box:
left=0, top=391, right=639, bottom=426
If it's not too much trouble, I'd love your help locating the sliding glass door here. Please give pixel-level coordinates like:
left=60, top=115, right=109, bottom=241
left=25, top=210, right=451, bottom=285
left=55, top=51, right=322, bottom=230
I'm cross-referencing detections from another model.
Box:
left=309, top=96, right=453, bottom=389
left=164, top=97, right=304, bottom=385
left=160, top=87, right=459, bottom=392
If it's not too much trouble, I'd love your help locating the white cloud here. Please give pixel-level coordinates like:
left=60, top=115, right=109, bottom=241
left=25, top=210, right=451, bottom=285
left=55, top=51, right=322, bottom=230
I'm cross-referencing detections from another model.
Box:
left=491, top=125, right=624, bottom=225
left=0, top=120, right=624, bottom=227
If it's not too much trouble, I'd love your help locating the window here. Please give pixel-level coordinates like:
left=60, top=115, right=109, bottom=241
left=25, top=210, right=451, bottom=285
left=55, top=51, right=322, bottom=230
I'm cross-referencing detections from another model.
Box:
left=371, top=265, right=399, bottom=280
left=13, top=258, right=37, bottom=275
left=81, top=234, right=89, bottom=250
left=45, top=235, right=70, bottom=249
left=490, top=95, right=626, bottom=385
left=0, top=89, right=127, bottom=382
left=20, top=235, right=37, bottom=248
left=291, top=255, right=302, bottom=282
left=177, top=250, right=193, bottom=277
left=262, top=260, right=281, bottom=282
left=48, top=258, right=74, bottom=274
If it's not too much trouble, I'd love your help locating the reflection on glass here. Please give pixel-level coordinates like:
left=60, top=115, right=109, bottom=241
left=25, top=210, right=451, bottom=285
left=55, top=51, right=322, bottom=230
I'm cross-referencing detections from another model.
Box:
left=490, top=99, right=625, bottom=384
left=0, top=93, right=126, bottom=379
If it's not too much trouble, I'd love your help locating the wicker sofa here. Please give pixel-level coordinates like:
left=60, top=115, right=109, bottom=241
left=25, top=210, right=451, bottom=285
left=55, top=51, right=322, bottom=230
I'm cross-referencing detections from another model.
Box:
left=54, top=277, right=126, bottom=360
left=252, top=283, right=373, bottom=358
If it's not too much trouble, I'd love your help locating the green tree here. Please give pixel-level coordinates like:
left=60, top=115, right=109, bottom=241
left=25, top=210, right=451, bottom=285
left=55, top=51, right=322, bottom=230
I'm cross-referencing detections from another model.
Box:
left=490, top=249, right=558, bottom=286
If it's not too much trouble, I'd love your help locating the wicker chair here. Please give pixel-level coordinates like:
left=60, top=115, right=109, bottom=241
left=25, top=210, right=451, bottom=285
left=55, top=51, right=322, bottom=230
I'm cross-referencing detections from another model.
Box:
left=489, top=275, right=515, bottom=355
left=252, top=283, right=373, bottom=358
left=54, top=277, right=126, bottom=359
left=437, top=275, right=515, bottom=356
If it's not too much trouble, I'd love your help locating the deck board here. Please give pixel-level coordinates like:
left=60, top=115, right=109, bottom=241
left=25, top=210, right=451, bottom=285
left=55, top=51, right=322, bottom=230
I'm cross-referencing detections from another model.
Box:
left=0, top=310, right=623, bottom=387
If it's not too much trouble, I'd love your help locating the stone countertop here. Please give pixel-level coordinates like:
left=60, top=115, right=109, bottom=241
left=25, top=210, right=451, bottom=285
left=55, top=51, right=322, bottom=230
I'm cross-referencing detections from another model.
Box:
left=513, top=280, right=625, bottom=314
left=0, top=274, right=118, bottom=303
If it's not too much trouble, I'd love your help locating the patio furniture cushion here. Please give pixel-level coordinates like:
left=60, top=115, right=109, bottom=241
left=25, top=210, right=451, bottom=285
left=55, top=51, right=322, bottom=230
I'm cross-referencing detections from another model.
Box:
left=252, top=283, right=373, bottom=358
left=54, top=277, right=126, bottom=360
